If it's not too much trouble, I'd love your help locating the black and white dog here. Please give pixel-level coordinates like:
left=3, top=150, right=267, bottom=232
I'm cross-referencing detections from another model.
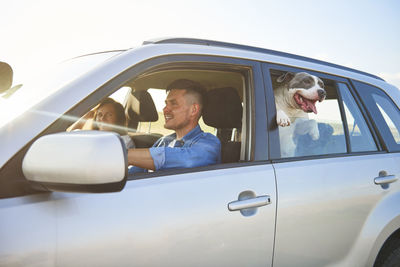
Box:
left=274, top=72, right=326, bottom=157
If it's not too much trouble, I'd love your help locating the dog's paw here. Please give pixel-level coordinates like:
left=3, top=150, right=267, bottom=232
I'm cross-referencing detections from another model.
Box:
left=309, top=122, right=320, bottom=140
left=277, top=110, right=291, bottom=127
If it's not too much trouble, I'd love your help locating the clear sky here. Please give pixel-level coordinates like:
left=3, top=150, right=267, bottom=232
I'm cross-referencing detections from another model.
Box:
left=1, top=0, right=399, bottom=87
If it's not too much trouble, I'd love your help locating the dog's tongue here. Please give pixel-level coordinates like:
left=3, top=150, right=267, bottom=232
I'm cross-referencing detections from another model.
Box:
left=294, top=94, right=318, bottom=114
left=303, top=98, right=318, bottom=114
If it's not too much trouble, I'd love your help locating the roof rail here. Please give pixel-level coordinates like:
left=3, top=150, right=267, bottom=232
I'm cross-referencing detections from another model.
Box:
left=70, top=50, right=126, bottom=60
left=143, top=37, right=384, bottom=81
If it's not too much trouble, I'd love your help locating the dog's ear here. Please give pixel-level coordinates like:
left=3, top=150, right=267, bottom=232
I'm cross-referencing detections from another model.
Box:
left=277, top=72, right=295, bottom=83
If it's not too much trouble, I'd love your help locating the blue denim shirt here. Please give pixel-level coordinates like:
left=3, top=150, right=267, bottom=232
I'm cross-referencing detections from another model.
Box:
left=128, top=125, right=221, bottom=173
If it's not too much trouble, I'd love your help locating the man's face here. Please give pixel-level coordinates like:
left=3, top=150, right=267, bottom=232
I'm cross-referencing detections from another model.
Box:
left=163, top=89, right=192, bottom=131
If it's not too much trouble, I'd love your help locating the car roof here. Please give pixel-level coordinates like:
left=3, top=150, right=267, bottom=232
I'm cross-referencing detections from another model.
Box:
left=143, top=37, right=384, bottom=82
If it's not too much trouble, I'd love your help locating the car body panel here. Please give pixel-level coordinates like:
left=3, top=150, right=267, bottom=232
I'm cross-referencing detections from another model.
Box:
left=0, top=165, right=276, bottom=267
left=0, top=195, right=57, bottom=266
left=272, top=153, right=400, bottom=267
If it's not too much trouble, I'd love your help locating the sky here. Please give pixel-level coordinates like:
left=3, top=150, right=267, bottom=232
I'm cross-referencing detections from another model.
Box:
left=1, top=0, right=399, bottom=88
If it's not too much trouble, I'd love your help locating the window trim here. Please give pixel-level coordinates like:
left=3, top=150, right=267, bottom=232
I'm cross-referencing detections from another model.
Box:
left=72, top=55, right=268, bottom=178
left=0, top=54, right=268, bottom=198
left=262, top=63, right=383, bottom=161
left=61, top=55, right=266, bottom=173
left=334, top=82, right=351, bottom=152
left=339, top=81, right=382, bottom=152
left=351, top=80, right=400, bottom=152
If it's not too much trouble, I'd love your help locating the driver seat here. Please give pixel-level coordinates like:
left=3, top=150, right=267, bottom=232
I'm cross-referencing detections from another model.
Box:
left=203, top=87, right=242, bottom=163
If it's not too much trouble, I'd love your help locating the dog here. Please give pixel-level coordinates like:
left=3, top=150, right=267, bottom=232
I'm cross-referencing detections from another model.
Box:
left=274, top=72, right=326, bottom=157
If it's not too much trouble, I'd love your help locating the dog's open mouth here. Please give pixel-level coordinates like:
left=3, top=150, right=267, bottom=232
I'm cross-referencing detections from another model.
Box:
left=294, top=93, right=318, bottom=114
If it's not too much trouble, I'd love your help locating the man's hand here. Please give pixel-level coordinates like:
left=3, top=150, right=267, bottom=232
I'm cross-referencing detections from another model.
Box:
left=67, top=110, right=95, bottom=131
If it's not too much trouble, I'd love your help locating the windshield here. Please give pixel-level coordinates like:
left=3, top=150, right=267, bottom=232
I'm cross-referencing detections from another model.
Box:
left=0, top=51, right=124, bottom=128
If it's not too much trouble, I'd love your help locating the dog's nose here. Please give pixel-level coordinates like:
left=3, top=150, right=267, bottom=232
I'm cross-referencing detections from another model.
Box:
left=318, top=89, right=326, bottom=100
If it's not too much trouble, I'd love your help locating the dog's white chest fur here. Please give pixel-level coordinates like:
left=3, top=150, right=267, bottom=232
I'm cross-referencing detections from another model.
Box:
left=275, top=89, right=308, bottom=126
left=274, top=72, right=326, bottom=157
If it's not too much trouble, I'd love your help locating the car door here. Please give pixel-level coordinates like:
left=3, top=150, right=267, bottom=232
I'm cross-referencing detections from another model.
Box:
left=0, top=53, right=276, bottom=266
left=1, top=166, right=276, bottom=267
left=263, top=64, right=400, bottom=267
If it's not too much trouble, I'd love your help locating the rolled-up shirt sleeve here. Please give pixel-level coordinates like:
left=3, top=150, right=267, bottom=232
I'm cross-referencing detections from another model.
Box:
left=149, top=147, right=166, bottom=170
left=149, top=135, right=221, bottom=171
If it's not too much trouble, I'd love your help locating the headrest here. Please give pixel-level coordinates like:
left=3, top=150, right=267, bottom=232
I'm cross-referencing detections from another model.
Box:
left=126, top=90, right=158, bottom=122
left=203, top=87, right=242, bottom=128
left=0, top=61, right=13, bottom=93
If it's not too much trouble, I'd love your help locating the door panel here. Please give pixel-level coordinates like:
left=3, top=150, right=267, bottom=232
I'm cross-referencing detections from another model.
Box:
left=0, top=196, right=56, bottom=266
left=1, top=165, right=276, bottom=267
left=273, top=154, right=399, bottom=267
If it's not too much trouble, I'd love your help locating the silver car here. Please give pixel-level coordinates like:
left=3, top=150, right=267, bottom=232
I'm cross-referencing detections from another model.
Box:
left=1, top=38, right=400, bottom=267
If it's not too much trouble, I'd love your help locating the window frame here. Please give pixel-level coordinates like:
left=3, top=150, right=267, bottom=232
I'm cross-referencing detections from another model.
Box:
left=0, top=54, right=268, bottom=199
left=351, top=80, right=400, bottom=152
left=72, top=55, right=268, bottom=176
left=337, top=82, right=381, bottom=153
left=262, top=63, right=383, bottom=162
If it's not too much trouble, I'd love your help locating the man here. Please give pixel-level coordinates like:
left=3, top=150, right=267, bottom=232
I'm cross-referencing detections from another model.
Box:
left=128, top=79, right=221, bottom=173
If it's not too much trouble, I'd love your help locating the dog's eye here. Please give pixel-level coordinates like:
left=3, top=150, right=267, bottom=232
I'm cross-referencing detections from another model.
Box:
left=304, top=78, right=312, bottom=84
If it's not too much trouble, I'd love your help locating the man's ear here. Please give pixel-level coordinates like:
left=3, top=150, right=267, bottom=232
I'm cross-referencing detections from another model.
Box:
left=191, top=103, right=201, bottom=117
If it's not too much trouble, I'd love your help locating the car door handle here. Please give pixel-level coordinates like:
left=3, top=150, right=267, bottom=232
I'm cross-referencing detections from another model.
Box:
left=228, top=195, right=271, bottom=211
left=374, top=175, right=398, bottom=185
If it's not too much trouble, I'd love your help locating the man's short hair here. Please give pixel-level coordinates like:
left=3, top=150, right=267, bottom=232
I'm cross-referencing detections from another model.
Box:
left=166, top=79, right=206, bottom=108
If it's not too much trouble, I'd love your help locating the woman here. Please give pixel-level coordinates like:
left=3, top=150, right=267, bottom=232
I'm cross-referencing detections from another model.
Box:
left=68, top=97, right=135, bottom=149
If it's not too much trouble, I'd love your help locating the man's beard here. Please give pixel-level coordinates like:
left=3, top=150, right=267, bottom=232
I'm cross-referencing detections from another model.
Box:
left=164, top=118, right=190, bottom=131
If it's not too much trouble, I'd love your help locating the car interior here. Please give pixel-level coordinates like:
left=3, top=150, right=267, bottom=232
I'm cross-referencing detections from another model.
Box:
left=70, top=66, right=248, bottom=165
left=124, top=68, right=246, bottom=163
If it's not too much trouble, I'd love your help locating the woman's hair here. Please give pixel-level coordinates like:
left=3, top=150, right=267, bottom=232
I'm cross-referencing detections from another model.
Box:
left=92, top=97, right=127, bottom=135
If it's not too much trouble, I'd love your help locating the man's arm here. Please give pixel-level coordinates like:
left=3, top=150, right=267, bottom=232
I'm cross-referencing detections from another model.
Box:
left=127, top=148, right=156, bottom=171
left=148, top=135, right=221, bottom=171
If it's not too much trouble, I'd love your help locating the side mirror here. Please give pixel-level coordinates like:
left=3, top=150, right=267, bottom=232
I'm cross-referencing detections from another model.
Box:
left=22, top=131, right=127, bottom=193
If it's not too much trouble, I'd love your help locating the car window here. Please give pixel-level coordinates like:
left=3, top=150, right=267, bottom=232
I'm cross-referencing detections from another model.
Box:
left=121, top=67, right=247, bottom=166
left=1, top=55, right=260, bottom=199
left=269, top=69, right=377, bottom=158
left=66, top=66, right=249, bottom=166
left=338, top=83, right=377, bottom=152
left=353, top=81, right=400, bottom=150
left=373, top=94, right=400, bottom=144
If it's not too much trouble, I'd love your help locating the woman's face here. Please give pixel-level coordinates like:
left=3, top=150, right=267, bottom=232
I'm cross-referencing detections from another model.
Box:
left=95, top=103, right=117, bottom=131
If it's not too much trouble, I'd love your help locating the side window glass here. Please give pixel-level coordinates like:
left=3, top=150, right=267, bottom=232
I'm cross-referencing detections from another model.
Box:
left=338, top=83, right=377, bottom=152
left=354, top=80, right=400, bottom=150
left=372, top=93, right=400, bottom=144
left=271, top=70, right=346, bottom=158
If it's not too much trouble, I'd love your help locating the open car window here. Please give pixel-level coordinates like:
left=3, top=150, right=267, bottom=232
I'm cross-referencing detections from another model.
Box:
left=65, top=63, right=251, bottom=174
left=269, top=69, right=378, bottom=158
left=122, top=67, right=247, bottom=165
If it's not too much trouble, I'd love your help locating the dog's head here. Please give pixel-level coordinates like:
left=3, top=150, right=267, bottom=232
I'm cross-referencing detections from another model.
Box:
left=277, top=72, right=326, bottom=114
